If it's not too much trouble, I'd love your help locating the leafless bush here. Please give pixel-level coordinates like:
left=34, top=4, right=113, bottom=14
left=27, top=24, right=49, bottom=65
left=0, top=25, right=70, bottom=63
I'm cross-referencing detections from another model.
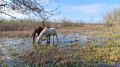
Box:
left=103, top=7, right=120, bottom=30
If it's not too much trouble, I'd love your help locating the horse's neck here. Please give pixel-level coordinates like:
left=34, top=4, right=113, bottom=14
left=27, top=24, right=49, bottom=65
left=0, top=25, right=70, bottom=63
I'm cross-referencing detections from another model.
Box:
left=38, top=28, right=47, bottom=38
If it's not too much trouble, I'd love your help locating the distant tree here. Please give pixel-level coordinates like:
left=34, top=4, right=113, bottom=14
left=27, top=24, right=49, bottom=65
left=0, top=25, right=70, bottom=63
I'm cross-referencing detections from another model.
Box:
left=103, top=7, right=120, bottom=31
left=103, top=12, right=113, bottom=30
left=0, top=0, right=60, bottom=26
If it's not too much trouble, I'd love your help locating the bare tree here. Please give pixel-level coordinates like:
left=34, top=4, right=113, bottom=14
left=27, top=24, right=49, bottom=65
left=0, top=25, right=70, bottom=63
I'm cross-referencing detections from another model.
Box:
left=0, top=0, right=60, bottom=26
left=103, top=7, right=120, bottom=31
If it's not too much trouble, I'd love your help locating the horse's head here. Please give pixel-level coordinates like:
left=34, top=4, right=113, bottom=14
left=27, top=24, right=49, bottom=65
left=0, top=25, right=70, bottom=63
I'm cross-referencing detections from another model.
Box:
left=37, top=36, right=42, bottom=43
left=32, top=26, right=45, bottom=43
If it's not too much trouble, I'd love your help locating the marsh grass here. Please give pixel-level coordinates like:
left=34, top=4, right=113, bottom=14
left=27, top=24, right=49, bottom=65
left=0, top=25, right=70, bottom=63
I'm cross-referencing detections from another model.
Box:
left=0, top=17, right=105, bottom=38
left=0, top=62, right=106, bottom=67
left=0, top=18, right=86, bottom=32
left=75, top=30, right=120, bottom=64
left=18, top=29, right=120, bottom=66
left=1, top=29, right=120, bottom=66
left=0, top=19, right=42, bottom=31
left=0, top=17, right=118, bottom=66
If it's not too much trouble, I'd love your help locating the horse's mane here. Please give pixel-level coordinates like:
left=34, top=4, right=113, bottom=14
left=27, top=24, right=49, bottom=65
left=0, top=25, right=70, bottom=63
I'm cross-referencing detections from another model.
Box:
left=38, top=28, right=47, bottom=38
left=32, top=27, right=43, bottom=35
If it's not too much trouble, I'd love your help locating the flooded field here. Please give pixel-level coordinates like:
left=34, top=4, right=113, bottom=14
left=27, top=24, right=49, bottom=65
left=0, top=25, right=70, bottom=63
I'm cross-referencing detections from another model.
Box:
left=0, top=32, right=103, bottom=52
left=0, top=30, right=120, bottom=67
left=0, top=33, right=102, bottom=58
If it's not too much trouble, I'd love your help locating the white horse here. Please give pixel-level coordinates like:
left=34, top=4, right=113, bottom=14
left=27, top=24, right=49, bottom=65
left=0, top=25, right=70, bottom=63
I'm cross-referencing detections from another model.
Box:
left=37, top=28, right=58, bottom=44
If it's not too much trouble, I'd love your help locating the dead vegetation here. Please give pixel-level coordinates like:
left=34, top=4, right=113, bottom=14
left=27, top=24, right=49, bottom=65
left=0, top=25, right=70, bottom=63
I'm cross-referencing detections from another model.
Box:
left=19, top=45, right=77, bottom=65
left=0, top=25, right=105, bottom=37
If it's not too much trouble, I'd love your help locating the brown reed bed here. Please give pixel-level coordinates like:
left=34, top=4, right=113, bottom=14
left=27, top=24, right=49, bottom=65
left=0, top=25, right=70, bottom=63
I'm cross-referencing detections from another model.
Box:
left=0, top=25, right=105, bottom=37
left=19, top=45, right=77, bottom=65
left=57, top=25, right=105, bottom=33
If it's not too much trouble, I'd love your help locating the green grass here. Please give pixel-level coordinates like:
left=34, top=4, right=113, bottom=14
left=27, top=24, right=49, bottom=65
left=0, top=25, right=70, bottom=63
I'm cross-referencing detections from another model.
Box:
left=75, top=29, right=120, bottom=63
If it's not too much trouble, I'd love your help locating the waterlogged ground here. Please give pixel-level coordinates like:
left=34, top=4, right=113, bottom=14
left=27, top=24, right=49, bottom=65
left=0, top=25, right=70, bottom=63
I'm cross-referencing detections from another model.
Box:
left=0, top=30, right=120, bottom=66
left=0, top=32, right=104, bottom=54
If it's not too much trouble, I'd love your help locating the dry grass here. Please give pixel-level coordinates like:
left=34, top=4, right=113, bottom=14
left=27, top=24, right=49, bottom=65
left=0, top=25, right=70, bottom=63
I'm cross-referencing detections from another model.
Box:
left=19, top=45, right=76, bottom=65
left=0, top=31, right=32, bottom=37
left=0, top=25, right=105, bottom=37
left=0, top=18, right=106, bottom=37
left=57, top=25, right=105, bottom=33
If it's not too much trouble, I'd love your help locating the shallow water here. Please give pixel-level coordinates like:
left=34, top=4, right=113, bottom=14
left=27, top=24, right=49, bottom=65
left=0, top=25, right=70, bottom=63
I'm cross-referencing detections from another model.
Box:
left=0, top=33, right=103, bottom=53
left=0, top=32, right=107, bottom=66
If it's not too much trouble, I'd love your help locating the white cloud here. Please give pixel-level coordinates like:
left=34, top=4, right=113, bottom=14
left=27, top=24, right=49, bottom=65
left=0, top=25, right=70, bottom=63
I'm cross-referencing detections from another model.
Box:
left=0, top=6, right=23, bottom=19
left=111, top=4, right=120, bottom=9
left=71, top=4, right=105, bottom=14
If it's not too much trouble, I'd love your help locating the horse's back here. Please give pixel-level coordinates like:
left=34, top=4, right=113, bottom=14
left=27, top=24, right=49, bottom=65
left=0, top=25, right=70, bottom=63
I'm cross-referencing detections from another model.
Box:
left=45, top=28, right=56, bottom=35
left=49, top=28, right=56, bottom=33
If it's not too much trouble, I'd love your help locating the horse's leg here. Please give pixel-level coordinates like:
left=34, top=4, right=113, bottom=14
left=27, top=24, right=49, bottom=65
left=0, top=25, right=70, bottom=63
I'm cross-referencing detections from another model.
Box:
left=53, top=35, right=54, bottom=44
left=56, top=34, right=58, bottom=43
left=49, top=35, right=50, bottom=43
left=47, top=36, right=48, bottom=44
left=32, top=34, right=35, bottom=43
left=33, top=37, right=35, bottom=43
left=41, top=38, right=42, bottom=43
left=37, top=37, right=40, bottom=44
left=46, top=36, right=50, bottom=45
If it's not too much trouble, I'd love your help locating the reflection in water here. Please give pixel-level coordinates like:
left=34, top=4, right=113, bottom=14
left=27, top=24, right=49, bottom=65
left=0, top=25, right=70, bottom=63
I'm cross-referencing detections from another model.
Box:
left=0, top=33, right=104, bottom=54
left=0, top=33, right=105, bottom=66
